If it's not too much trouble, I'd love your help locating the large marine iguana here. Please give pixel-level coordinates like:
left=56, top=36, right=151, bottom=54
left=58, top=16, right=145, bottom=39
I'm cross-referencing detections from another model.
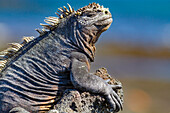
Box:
left=0, top=3, right=123, bottom=113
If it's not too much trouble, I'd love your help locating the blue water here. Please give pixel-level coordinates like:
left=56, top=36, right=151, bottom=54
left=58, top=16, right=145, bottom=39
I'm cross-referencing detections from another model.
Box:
left=0, top=0, right=170, bottom=46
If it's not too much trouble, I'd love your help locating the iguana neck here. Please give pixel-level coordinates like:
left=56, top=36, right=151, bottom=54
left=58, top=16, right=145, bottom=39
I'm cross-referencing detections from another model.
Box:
left=54, top=17, right=96, bottom=62
left=71, top=25, right=96, bottom=62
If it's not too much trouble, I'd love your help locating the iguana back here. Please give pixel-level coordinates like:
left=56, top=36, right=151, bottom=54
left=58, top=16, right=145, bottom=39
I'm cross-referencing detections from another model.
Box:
left=0, top=26, right=76, bottom=112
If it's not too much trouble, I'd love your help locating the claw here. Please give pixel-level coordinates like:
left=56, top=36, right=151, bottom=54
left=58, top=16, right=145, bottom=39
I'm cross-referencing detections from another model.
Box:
left=112, top=90, right=123, bottom=111
left=111, top=94, right=121, bottom=112
left=106, top=94, right=116, bottom=110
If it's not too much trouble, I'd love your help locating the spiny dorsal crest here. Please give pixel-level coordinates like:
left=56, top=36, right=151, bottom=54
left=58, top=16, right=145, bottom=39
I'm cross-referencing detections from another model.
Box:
left=56, top=3, right=75, bottom=19
left=38, top=3, right=75, bottom=34
left=38, top=3, right=104, bottom=35
left=0, top=36, right=34, bottom=71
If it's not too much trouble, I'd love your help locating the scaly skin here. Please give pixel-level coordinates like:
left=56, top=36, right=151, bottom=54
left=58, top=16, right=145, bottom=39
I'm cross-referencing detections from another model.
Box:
left=0, top=3, right=123, bottom=113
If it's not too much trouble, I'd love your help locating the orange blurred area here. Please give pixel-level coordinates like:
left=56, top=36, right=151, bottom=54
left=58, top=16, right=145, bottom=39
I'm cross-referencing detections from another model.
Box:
left=97, top=43, right=170, bottom=59
left=120, top=79, right=170, bottom=113
left=126, top=89, right=152, bottom=113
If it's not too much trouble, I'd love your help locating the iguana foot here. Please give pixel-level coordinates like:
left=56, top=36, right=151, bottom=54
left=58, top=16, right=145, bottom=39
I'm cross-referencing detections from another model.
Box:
left=95, top=68, right=124, bottom=112
left=9, top=107, right=30, bottom=113
left=105, top=83, right=123, bottom=112
left=102, top=79, right=123, bottom=112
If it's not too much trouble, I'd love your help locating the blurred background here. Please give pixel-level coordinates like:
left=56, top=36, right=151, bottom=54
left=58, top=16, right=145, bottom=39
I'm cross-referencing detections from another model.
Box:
left=0, top=0, right=170, bottom=112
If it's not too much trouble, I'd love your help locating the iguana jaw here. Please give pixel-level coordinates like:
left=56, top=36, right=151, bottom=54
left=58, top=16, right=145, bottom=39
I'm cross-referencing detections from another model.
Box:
left=92, top=17, right=113, bottom=44
left=99, top=17, right=113, bottom=32
left=101, top=19, right=112, bottom=32
left=94, top=23, right=111, bottom=44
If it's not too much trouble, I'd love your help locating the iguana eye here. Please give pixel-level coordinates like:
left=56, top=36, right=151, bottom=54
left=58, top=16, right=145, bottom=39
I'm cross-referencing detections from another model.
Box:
left=104, top=10, right=109, bottom=15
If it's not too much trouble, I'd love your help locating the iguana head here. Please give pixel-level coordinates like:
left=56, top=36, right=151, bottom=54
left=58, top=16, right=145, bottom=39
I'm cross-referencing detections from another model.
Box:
left=76, top=3, right=112, bottom=45
left=40, top=3, right=113, bottom=61
left=73, top=3, right=113, bottom=61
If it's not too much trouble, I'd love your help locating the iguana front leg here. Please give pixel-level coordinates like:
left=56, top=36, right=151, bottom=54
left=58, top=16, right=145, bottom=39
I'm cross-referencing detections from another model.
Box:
left=70, top=52, right=123, bottom=112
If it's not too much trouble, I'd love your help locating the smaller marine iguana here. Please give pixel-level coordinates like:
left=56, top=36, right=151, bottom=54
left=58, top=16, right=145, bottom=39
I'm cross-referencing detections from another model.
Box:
left=0, top=3, right=123, bottom=113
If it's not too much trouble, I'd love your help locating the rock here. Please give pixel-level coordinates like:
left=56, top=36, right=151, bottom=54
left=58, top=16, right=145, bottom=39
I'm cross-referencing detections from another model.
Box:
left=48, top=89, right=113, bottom=113
left=48, top=68, right=123, bottom=113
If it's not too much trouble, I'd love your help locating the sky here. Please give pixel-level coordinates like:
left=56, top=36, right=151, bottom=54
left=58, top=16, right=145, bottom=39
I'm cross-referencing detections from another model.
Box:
left=0, top=0, right=170, bottom=46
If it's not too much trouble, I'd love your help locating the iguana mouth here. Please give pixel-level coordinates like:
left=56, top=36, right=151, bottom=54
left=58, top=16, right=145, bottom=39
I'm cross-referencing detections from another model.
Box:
left=91, top=17, right=112, bottom=44
left=95, top=17, right=113, bottom=31
left=101, top=18, right=113, bottom=32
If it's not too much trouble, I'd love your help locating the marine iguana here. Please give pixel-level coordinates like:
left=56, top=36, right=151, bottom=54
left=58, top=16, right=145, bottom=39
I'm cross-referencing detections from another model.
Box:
left=0, top=3, right=123, bottom=113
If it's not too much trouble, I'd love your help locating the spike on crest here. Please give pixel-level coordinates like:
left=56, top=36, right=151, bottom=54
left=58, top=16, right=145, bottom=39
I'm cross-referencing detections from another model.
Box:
left=76, top=11, right=82, bottom=15
left=97, top=3, right=100, bottom=7
left=7, top=47, right=19, bottom=53
left=40, top=23, right=51, bottom=30
left=59, top=7, right=64, bottom=12
left=22, top=36, right=35, bottom=44
left=44, top=20, right=55, bottom=26
left=0, top=60, right=7, bottom=66
left=67, top=3, right=73, bottom=12
left=60, top=14, right=64, bottom=19
left=57, top=10, right=62, bottom=14
left=63, top=6, right=69, bottom=13
left=44, top=17, right=60, bottom=27
left=55, top=12, right=60, bottom=18
left=0, top=50, right=8, bottom=56
left=8, top=43, right=22, bottom=49
left=35, top=29, right=44, bottom=35
left=55, top=4, right=75, bottom=19
left=0, top=60, right=7, bottom=71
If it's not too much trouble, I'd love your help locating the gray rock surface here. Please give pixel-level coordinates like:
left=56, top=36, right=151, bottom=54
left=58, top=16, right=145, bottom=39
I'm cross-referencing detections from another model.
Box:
left=48, top=89, right=114, bottom=113
left=48, top=68, right=123, bottom=113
